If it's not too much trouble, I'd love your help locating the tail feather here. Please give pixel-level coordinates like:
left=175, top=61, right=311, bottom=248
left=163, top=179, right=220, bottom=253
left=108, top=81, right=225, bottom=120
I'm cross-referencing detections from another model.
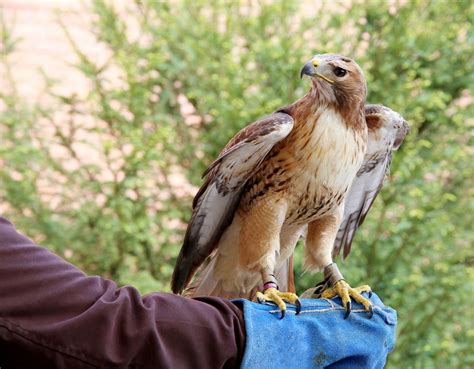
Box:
left=185, top=256, right=257, bottom=300
left=274, top=256, right=295, bottom=293
left=185, top=257, right=220, bottom=296
left=288, top=256, right=296, bottom=293
left=186, top=254, right=296, bottom=299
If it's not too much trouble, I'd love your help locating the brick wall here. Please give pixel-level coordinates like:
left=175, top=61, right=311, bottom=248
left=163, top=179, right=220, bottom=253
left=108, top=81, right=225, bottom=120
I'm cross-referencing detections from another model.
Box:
left=1, top=0, right=97, bottom=99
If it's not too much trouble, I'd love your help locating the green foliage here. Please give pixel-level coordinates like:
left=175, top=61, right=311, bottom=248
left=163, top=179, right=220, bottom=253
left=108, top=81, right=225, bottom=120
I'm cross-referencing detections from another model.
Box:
left=0, top=1, right=472, bottom=368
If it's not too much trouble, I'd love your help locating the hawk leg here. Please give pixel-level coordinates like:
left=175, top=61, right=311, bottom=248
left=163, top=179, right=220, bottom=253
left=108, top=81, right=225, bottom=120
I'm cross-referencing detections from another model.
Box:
left=256, top=272, right=301, bottom=319
left=316, top=263, right=373, bottom=319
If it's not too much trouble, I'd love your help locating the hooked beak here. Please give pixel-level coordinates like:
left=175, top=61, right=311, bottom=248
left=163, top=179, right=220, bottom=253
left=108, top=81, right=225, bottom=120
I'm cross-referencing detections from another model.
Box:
left=300, top=61, right=314, bottom=79
left=300, top=58, right=334, bottom=84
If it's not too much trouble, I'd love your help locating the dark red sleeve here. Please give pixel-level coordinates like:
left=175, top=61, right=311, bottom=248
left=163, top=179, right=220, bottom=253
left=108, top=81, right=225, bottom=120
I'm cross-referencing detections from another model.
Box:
left=0, top=216, right=245, bottom=369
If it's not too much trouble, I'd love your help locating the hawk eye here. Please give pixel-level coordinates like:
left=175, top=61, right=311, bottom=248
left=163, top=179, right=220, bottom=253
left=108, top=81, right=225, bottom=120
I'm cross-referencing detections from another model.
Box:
left=334, top=67, right=347, bottom=77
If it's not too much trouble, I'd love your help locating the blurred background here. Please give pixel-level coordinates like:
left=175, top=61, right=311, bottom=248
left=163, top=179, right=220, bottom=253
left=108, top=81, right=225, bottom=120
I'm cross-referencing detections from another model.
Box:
left=0, top=0, right=472, bottom=367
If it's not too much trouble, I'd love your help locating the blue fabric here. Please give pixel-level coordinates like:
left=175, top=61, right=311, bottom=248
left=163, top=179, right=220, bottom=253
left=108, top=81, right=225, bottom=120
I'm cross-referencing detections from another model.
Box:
left=236, top=293, right=396, bottom=369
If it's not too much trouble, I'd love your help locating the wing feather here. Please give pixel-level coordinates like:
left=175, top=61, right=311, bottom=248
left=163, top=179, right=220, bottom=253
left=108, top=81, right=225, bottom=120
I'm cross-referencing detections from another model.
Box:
left=171, top=112, right=294, bottom=293
left=332, top=104, right=409, bottom=259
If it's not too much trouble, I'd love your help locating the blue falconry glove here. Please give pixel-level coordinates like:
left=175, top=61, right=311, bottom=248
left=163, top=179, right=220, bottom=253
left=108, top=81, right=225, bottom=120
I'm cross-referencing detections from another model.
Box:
left=235, top=291, right=397, bottom=369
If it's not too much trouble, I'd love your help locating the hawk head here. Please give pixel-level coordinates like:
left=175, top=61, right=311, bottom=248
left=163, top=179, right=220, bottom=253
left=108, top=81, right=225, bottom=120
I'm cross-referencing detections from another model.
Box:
left=300, top=54, right=367, bottom=121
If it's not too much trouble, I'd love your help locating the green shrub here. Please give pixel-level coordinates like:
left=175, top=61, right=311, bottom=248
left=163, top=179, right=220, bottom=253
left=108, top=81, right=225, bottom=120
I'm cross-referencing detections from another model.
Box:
left=0, top=1, right=472, bottom=368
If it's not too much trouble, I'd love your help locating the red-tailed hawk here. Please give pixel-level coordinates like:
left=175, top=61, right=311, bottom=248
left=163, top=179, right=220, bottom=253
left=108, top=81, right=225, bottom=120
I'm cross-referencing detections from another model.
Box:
left=171, top=54, right=408, bottom=318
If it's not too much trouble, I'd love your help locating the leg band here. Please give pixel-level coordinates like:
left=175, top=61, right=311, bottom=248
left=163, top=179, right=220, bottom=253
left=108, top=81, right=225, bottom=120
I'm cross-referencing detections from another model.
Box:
left=262, top=273, right=278, bottom=291
left=263, top=281, right=278, bottom=290
left=323, top=263, right=344, bottom=287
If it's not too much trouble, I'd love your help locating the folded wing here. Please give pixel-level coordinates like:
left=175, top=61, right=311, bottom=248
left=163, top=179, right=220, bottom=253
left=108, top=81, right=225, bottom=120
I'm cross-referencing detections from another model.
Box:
left=171, top=112, right=294, bottom=294
left=333, top=104, right=409, bottom=259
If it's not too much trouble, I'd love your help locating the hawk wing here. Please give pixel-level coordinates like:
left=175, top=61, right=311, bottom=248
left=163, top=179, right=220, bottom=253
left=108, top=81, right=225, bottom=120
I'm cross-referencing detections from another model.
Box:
left=332, top=104, right=409, bottom=259
left=171, top=112, right=294, bottom=294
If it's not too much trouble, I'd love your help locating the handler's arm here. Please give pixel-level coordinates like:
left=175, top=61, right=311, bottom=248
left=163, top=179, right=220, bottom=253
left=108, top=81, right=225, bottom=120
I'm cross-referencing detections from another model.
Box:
left=0, top=217, right=245, bottom=369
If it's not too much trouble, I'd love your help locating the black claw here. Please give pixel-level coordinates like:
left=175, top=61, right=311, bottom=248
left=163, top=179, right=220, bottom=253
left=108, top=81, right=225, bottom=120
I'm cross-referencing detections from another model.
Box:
left=295, top=298, right=302, bottom=315
left=257, top=296, right=264, bottom=304
left=367, top=305, right=374, bottom=319
left=344, top=301, right=351, bottom=319
left=279, top=309, right=286, bottom=319
left=312, top=277, right=329, bottom=298
left=368, top=290, right=373, bottom=298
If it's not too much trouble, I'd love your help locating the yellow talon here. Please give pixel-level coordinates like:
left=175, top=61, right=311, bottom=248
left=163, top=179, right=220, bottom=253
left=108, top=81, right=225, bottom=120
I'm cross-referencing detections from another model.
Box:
left=256, top=288, right=301, bottom=318
left=321, top=280, right=373, bottom=319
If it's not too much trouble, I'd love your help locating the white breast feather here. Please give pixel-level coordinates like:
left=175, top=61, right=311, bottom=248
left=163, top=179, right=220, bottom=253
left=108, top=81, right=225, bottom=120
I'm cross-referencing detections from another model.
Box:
left=308, top=109, right=365, bottom=191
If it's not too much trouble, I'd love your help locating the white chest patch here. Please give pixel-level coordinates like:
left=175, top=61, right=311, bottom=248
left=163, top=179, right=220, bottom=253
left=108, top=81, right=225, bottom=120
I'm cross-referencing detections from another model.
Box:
left=303, top=108, right=365, bottom=191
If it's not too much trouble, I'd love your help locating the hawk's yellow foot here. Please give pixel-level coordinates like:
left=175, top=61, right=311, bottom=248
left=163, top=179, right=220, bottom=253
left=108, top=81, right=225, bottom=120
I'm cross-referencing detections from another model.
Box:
left=321, top=280, right=373, bottom=319
left=256, top=288, right=301, bottom=319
